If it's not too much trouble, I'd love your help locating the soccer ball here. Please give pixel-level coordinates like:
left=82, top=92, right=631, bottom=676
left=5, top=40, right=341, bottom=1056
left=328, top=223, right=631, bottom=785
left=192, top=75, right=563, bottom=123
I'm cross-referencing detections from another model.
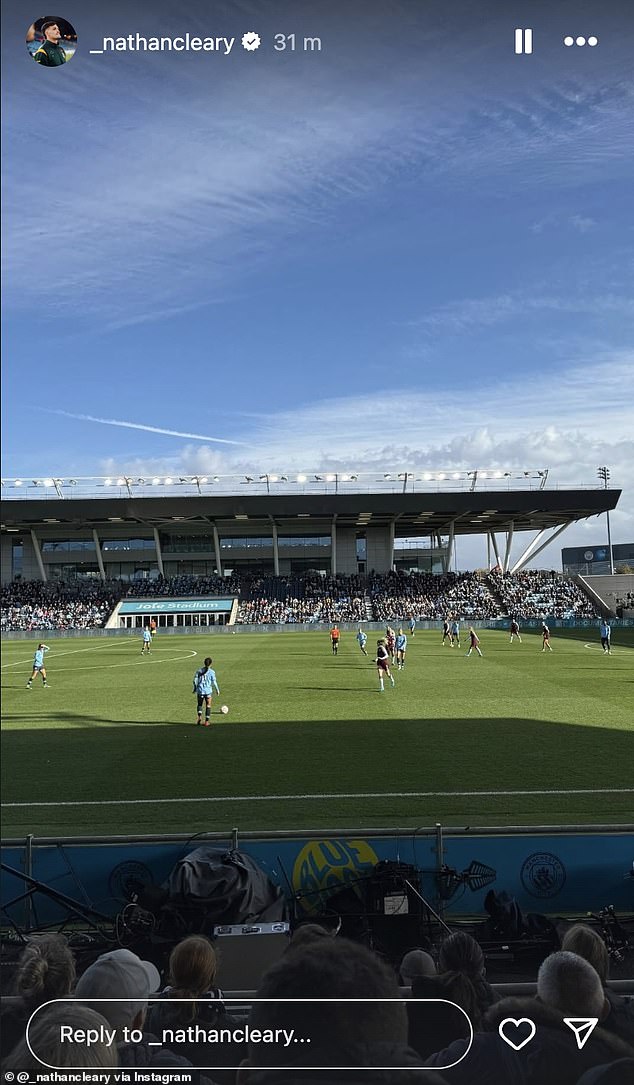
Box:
left=220, top=704, right=229, bottom=714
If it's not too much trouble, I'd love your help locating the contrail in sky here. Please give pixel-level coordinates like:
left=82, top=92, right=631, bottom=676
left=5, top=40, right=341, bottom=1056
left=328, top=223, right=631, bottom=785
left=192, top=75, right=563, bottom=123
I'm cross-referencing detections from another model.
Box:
left=43, top=410, right=244, bottom=445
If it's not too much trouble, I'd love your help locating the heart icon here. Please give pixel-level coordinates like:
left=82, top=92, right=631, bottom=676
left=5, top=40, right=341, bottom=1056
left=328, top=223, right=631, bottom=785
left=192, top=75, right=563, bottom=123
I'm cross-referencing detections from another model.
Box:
left=498, top=1017, right=537, bottom=1051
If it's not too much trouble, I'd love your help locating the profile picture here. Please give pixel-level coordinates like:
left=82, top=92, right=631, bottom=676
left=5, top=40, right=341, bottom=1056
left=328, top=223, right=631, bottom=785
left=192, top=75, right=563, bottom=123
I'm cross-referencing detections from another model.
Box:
left=26, top=16, right=77, bottom=66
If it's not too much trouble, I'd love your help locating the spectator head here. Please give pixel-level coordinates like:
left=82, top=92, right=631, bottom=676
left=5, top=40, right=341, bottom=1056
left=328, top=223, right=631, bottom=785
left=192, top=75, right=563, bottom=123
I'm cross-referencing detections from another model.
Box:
left=408, top=973, right=477, bottom=1059
left=238, top=938, right=407, bottom=1075
left=14, top=933, right=76, bottom=1004
left=168, top=935, right=217, bottom=995
left=287, top=923, right=334, bottom=952
left=398, top=949, right=436, bottom=986
left=561, top=925, right=609, bottom=985
left=439, top=932, right=485, bottom=978
left=537, top=951, right=608, bottom=1018
left=75, top=948, right=160, bottom=1031
left=3, top=1004, right=119, bottom=1070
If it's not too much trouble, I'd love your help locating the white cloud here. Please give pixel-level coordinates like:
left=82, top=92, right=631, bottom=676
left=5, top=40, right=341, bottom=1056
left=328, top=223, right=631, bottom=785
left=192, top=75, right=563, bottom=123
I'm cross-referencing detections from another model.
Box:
left=95, top=355, right=634, bottom=566
left=407, top=291, right=634, bottom=335
left=570, top=215, right=597, bottom=233
left=4, top=40, right=633, bottom=326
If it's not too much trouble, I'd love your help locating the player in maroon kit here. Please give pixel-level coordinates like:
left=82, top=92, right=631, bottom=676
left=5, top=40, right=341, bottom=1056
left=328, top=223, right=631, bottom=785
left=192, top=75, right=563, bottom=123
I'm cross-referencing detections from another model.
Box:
left=465, top=627, right=483, bottom=658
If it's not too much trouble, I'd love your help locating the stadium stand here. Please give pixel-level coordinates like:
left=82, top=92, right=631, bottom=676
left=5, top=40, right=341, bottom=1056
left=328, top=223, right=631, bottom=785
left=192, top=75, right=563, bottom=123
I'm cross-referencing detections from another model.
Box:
left=1, top=570, right=601, bottom=630
left=487, top=570, right=597, bottom=619
left=370, top=571, right=499, bottom=621
left=0, top=580, right=122, bottom=632
left=2, top=931, right=632, bottom=1082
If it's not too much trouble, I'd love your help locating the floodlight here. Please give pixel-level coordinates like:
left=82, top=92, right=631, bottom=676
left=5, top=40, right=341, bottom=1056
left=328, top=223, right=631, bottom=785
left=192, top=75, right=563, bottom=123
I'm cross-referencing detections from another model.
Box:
left=14, top=479, right=23, bottom=486
left=296, top=474, right=307, bottom=482
left=269, top=474, right=278, bottom=482
left=452, top=472, right=461, bottom=479
left=69, top=479, right=77, bottom=485
left=437, top=473, right=446, bottom=480
left=152, top=477, right=161, bottom=485
left=341, top=474, right=349, bottom=481
left=116, top=477, right=125, bottom=486
left=164, top=477, right=173, bottom=484
left=326, top=474, right=336, bottom=482
left=200, top=476, right=208, bottom=484
left=44, top=478, right=54, bottom=487
left=349, top=474, right=358, bottom=481
left=480, top=471, right=488, bottom=479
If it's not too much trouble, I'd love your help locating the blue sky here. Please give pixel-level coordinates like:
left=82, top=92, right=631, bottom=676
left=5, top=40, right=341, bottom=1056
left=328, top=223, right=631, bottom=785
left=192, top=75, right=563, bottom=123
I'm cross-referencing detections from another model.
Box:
left=2, top=0, right=633, bottom=565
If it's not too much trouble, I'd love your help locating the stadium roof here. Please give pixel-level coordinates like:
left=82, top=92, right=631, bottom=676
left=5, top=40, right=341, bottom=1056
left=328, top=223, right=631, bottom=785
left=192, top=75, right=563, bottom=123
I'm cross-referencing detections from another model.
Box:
left=0, top=486, right=621, bottom=539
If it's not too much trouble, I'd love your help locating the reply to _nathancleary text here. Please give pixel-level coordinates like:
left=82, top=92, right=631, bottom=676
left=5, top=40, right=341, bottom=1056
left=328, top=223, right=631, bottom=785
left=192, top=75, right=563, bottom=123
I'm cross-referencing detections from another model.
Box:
left=59, top=1025, right=304, bottom=1047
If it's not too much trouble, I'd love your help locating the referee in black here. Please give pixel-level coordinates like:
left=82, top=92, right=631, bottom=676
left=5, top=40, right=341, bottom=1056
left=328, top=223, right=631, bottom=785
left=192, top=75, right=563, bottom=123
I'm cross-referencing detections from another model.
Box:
left=33, top=21, right=68, bottom=66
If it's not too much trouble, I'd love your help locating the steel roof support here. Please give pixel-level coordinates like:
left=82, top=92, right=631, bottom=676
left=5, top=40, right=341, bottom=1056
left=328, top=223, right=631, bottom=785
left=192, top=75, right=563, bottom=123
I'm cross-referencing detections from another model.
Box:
left=92, top=528, right=106, bottom=582
left=503, top=521, right=514, bottom=573
left=152, top=526, right=164, bottom=577
left=30, top=528, right=47, bottom=582
left=509, top=521, right=572, bottom=574
left=488, top=531, right=502, bottom=570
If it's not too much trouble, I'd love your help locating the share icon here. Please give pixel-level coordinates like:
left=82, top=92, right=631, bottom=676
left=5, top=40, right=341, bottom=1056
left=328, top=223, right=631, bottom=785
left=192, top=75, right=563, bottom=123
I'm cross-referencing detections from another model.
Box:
left=563, top=1018, right=599, bottom=1050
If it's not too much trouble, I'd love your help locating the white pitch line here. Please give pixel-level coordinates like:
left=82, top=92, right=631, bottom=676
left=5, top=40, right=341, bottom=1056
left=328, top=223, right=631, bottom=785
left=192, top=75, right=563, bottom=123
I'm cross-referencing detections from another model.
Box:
left=44, top=649, right=198, bottom=671
left=1, top=642, right=118, bottom=668
left=1, top=645, right=197, bottom=672
left=2, top=788, right=633, bottom=809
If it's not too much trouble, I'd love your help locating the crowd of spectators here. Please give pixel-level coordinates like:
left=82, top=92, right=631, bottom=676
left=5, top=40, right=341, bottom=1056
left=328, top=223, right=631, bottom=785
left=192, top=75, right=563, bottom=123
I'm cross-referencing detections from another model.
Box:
left=236, top=574, right=368, bottom=624
left=616, top=591, right=634, bottom=615
left=1, top=569, right=602, bottom=630
left=0, top=580, right=121, bottom=632
left=370, top=571, right=499, bottom=621
left=2, top=925, right=632, bottom=1083
left=488, top=570, right=597, bottom=619
left=124, top=574, right=242, bottom=598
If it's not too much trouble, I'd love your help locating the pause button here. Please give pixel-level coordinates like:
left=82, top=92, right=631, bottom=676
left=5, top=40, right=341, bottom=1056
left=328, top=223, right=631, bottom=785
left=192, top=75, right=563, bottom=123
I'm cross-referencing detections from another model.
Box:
left=515, top=28, right=533, bottom=54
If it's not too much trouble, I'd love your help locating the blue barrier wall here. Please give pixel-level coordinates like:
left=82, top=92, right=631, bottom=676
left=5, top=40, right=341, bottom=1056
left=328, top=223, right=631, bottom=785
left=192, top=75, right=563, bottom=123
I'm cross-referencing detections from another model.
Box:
left=3, top=618, right=633, bottom=641
left=2, top=828, right=632, bottom=929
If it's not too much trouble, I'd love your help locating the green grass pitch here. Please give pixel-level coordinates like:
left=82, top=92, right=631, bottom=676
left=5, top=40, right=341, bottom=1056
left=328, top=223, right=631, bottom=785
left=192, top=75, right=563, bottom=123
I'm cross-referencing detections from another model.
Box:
left=1, top=628, right=633, bottom=838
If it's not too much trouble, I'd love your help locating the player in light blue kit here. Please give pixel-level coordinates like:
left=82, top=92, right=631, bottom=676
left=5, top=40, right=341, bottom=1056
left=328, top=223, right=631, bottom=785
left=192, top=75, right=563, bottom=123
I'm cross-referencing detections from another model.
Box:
left=409, top=616, right=416, bottom=637
left=27, top=643, right=50, bottom=688
left=193, top=656, right=220, bottom=726
left=600, top=619, right=612, bottom=655
left=450, top=617, right=460, bottom=648
left=141, top=627, right=152, bottom=654
left=395, top=629, right=407, bottom=670
left=356, top=626, right=368, bottom=656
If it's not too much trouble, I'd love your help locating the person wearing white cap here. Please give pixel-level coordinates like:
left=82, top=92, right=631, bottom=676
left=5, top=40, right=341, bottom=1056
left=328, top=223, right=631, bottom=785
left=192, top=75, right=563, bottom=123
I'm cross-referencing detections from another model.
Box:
left=74, top=949, right=197, bottom=1072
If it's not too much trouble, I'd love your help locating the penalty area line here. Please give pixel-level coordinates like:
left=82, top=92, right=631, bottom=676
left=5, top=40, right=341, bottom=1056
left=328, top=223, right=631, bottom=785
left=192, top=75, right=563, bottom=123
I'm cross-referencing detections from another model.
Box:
left=2, top=788, right=633, bottom=809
